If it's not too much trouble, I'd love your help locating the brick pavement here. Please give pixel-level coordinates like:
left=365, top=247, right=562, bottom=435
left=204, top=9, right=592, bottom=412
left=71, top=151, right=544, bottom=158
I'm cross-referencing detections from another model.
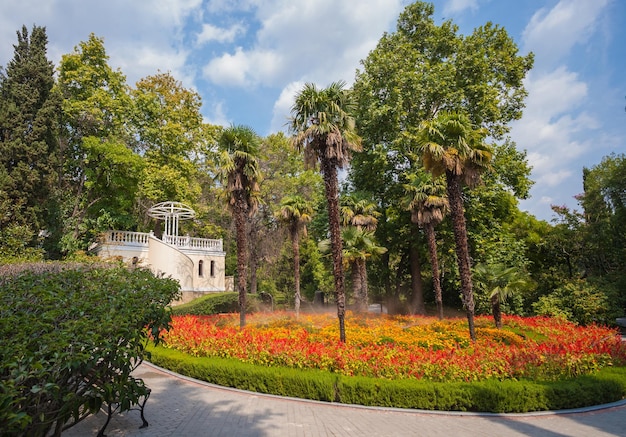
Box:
left=64, top=362, right=626, bottom=437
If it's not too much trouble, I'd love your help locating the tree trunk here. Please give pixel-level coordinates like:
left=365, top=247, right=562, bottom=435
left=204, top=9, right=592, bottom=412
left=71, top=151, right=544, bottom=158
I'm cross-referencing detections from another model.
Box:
left=321, top=159, right=346, bottom=342
left=409, top=229, right=426, bottom=315
left=248, top=221, right=258, bottom=295
left=234, top=195, right=248, bottom=328
left=360, top=260, right=369, bottom=313
left=491, top=294, right=502, bottom=329
left=424, top=223, right=444, bottom=320
left=391, top=250, right=408, bottom=314
left=292, top=224, right=301, bottom=318
left=351, top=261, right=362, bottom=312
left=446, top=171, right=476, bottom=341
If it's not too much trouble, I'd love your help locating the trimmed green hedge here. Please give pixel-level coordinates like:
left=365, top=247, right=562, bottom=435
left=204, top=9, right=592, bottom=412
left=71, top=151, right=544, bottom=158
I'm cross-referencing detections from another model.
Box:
left=172, top=292, right=260, bottom=316
left=147, top=345, right=626, bottom=413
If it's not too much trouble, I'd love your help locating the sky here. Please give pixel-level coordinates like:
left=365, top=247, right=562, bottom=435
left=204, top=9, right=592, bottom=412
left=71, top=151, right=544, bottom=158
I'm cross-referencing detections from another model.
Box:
left=1, top=0, right=625, bottom=222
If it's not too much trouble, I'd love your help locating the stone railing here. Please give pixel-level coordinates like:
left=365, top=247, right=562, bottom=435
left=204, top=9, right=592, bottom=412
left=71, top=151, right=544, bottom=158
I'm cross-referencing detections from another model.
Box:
left=162, top=235, right=223, bottom=252
left=101, top=231, right=222, bottom=252
left=103, top=231, right=150, bottom=246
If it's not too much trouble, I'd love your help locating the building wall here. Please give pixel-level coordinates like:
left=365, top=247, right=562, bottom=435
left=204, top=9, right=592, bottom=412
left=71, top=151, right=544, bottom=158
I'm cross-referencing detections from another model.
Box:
left=92, top=233, right=226, bottom=293
left=148, top=235, right=194, bottom=290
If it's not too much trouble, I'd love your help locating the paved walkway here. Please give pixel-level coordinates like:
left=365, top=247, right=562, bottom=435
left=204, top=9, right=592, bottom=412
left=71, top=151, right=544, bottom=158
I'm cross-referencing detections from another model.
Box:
left=65, top=362, right=626, bottom=437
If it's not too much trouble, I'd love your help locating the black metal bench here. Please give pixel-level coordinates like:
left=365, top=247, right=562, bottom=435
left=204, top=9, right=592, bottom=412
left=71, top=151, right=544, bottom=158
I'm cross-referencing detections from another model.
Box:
left=96, top=376, right=151, bottom=437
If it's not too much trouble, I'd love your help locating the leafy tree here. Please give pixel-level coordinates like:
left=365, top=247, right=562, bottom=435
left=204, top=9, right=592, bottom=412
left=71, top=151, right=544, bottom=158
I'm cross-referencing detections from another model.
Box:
left=276, top=195, right=313, bottom=317
left=416, top=111, right=492, bottom=340
left=350, top=1, right=533, bottom=314
left=290, top=81, right=362, bottom=343
left=216, top=125, right=261, bottom=328
left=0, top=25, right=61, bottom=255
left=57, top=34, right=139, bottom=252
left=404, top=171, right=448, bottom=319
left=0, top=224, right=44, bottom=263
left=578, top=153, right=626, bottom=275
left=131, top=73, right=217, bottom=218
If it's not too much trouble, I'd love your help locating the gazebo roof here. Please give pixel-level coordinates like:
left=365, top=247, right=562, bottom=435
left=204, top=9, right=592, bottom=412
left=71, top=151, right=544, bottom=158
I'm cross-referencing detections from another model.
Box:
left=147, top=201, right=195, bottom=221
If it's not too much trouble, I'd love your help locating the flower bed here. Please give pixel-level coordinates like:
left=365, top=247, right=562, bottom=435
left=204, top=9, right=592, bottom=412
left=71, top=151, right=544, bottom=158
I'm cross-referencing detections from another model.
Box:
left=160, top=312, right=626, bottom=383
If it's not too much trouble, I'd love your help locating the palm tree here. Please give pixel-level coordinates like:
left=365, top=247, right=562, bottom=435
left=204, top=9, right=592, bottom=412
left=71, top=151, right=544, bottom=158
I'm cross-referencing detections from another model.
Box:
left=319, top=226, right=387, bottom=313
left=290, top=81, right=362, bottom=343
left=341, top=227, right=387, bottom=313
left=276, top=195, right=313, bottom=317
left=404, top=171, right=449, bottom=320
left=416, top=111, right=492, bottom=341
left=473, top=263, right=534, bottom=328
left=216, top=125, right=262, bottom=328
left=341, top=195, right=380, bottom=231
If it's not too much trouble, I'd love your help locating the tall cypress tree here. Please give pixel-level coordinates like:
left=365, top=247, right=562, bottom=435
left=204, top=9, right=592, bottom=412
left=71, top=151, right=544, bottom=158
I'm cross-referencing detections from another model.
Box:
left=0, top=25, right=61, bottom=255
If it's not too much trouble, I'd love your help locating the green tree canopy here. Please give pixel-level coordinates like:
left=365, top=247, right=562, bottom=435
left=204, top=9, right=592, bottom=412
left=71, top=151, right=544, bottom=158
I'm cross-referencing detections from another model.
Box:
left=57, top=33, right=140, bottom=253
left=0, top=25, right=61, bottom=254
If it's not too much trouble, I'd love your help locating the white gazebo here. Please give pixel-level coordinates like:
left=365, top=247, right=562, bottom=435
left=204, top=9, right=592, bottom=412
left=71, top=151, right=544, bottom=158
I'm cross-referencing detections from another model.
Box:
left=90, top=201, right=227, bottom=300
left=147, top=201, right=195, bottom=243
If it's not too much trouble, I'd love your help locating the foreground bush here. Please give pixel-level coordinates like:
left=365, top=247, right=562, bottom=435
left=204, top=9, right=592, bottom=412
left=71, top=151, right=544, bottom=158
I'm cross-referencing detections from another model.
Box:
left=148, top=345, right=626, bottom=412
left=160, top=312, right=626, bottom=382
left=0, top=262, right=180, bottom=436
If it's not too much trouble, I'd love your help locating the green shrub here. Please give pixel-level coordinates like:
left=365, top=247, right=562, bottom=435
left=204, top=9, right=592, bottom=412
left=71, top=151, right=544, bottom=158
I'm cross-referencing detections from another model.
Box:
left=0, top=263, right=180, bottom=436
left=147, top=346, right=626, bottom=413
left=533, top=279, right=618, bottom=325
left=172, top=292, right=260, bottom=316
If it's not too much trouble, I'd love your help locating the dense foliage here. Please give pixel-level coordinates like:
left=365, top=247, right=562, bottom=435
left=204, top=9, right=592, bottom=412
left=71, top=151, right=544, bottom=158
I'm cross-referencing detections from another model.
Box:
left=0, top=26, right=61, bottom=257
left=160, top=312, right=625, bottom=383
left=0, top=263, right=180, bottom=436
left=0, top=2, right=624, bottom=342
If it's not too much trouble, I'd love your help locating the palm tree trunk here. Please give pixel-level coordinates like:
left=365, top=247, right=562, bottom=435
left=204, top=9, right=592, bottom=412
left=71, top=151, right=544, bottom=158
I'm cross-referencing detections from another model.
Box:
left=409, top=233, right=426, bottom=315
left=321, top=159, right=346, bottom=342
left=360, top=260, right=369, bottom=313
left=292, top=225, right=301, bottom=318
left=446, top=171, right=476, bottom=341
left=351, top=261, right=362, bottom=311
left=424, top=223, right=444, bottom=320
left=491, top=294, right=503, bottom=329
left=234, top=196, right=248, bottom=328
left=248, top=222, right=258, bottom=295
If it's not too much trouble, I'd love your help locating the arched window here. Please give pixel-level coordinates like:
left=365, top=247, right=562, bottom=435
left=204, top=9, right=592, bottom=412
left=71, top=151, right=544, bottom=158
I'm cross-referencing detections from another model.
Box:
left=210, top=260, right=215, bottom=277
left=198, top=260, right=204, bottom=277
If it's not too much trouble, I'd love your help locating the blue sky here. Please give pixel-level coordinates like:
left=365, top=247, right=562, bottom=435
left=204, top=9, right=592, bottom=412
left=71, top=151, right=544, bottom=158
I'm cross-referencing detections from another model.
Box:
left=1, top=0, right=625, bottom=222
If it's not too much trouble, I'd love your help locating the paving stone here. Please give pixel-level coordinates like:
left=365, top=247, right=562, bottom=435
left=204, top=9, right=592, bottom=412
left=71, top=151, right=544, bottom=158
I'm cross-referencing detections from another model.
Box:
left=63, top=362, right=626, bottom=437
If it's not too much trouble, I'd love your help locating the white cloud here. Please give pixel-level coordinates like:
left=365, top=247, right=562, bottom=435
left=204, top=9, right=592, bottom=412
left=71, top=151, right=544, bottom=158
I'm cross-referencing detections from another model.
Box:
left=522, top=0, right=611, bottom=68
left=201, top=0, right=404, bottom=88
left=270, top=80, right=305, bottom=133
left=443, top=0, right=479, bottom=15
left=511, top=66, right=600, bottom=219
left=196, top=23, right=245, bottom=45
left=202, top=47, right=283, bottom=87
left=0, top=0, right=203, bottom=90
left=512, top=68, right=595, bottom=152
left=203, top=101, right=231, bottom=127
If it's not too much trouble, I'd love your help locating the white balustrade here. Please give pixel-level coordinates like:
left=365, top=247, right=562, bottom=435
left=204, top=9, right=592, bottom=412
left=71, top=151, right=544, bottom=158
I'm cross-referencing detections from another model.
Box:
left=103, top=230, right=222, bottom=252
left=105, top=231, right=149, bottom=246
